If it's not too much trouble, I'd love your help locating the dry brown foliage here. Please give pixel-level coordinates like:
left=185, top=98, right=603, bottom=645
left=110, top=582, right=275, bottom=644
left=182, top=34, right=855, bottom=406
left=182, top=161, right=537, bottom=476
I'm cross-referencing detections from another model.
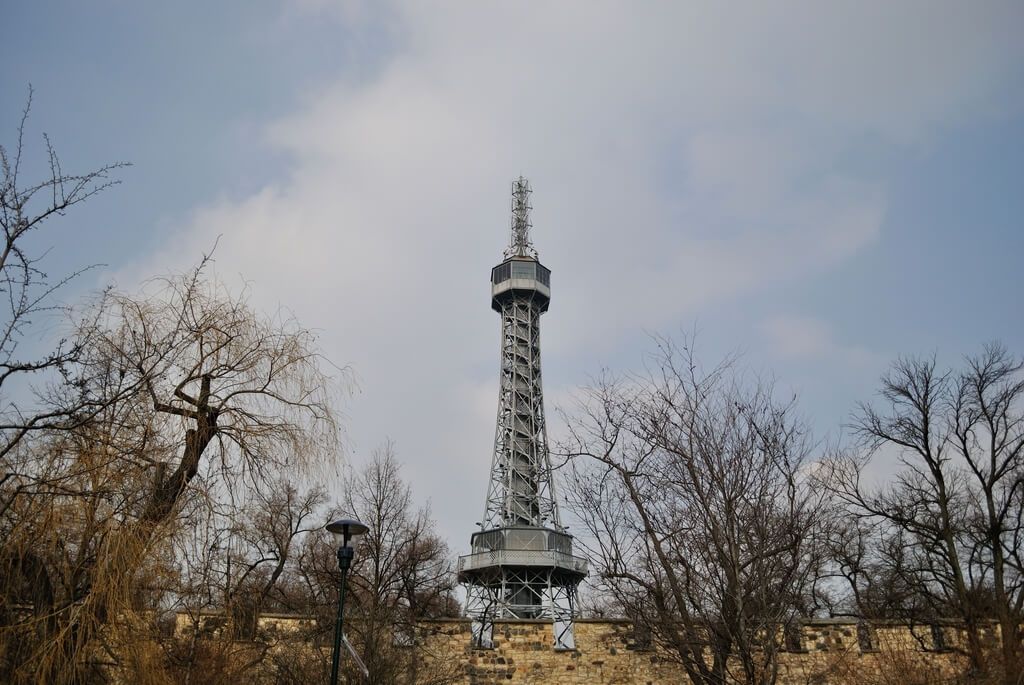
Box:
left=0, top=263, right=342, bottom=683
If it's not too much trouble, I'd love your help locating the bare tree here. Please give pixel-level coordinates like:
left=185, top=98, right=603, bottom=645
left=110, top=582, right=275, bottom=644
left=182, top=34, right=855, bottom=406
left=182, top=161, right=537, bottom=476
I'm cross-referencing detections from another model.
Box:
left=823, top=517, right=924, bottom=620
left=0, top=88, right=127, bottom=464
left=296, top=444, right=458, bottom=685
left=160, top=449, right=458, bottom=685
left=561, top=338, right=830, bottom=685
left=160, top=478, right=330, bottom=684
left=233, top=480, right=329, bottom=617
left=833, top=344, right=1024, bottom=683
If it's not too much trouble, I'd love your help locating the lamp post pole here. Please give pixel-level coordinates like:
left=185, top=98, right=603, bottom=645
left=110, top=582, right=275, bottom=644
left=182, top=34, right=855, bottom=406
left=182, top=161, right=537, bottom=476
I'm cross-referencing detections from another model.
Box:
left=330, top=544, right=354, bottom=685
left=326, top=519, right=368, bottom=685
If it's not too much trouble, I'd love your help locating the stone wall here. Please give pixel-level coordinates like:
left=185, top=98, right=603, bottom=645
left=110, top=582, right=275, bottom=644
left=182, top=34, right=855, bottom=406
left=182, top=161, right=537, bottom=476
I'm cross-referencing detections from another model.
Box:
left=169, top=612, right=1000, bottom=683
left=417, top=618, right=984, bottom=684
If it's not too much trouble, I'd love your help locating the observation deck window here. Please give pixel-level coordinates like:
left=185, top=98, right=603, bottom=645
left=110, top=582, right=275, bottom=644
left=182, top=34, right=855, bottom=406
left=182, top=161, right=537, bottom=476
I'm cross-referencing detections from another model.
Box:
left=492, top=261, right=511, bottom=284
left=511, top=261, right=535, bottom=279
left=492, top=260, right=550, bottom=286
left=473, top=530, right=505, bottom=552
left=504, top=529, right=546, bottom=550
left=547, top=533, right=572, bottom=554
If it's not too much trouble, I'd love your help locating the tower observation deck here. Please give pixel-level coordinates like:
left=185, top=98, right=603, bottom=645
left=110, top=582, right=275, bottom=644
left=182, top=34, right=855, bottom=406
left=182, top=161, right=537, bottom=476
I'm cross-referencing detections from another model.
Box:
left=458, top=178, right=586, bottom=650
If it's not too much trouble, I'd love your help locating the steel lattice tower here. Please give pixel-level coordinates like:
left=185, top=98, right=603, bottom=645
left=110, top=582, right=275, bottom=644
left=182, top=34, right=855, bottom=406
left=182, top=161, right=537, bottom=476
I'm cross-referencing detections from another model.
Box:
left=458, top=178, right=587, bottom=650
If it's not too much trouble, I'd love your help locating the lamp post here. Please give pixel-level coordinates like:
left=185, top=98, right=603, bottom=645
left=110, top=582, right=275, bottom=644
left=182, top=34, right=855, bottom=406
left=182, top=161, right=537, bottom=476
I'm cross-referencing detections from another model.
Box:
left=326, top=518, right=368, bottom=685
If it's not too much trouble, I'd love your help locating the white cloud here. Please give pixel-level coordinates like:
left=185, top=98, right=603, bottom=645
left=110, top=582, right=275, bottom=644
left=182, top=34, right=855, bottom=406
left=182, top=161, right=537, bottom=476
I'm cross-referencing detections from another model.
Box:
left=761, top=315, right=877, bottom=368
left=122, top=0, right=1023, bottom=547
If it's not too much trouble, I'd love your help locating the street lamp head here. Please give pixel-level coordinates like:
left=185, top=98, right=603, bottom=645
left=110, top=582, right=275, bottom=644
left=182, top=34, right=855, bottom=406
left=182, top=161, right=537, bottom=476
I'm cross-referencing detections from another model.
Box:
left=326, top=518, right=369, bottom=547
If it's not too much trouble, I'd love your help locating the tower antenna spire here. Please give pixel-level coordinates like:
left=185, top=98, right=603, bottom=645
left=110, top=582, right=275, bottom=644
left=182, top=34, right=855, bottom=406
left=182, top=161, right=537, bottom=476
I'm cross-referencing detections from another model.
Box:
left=506, top=176, right=537, bottom=259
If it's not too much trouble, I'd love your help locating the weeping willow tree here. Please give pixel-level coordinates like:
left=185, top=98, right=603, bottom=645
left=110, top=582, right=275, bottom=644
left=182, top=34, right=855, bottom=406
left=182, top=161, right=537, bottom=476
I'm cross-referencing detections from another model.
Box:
left=0, top=265, right=343, bottom=684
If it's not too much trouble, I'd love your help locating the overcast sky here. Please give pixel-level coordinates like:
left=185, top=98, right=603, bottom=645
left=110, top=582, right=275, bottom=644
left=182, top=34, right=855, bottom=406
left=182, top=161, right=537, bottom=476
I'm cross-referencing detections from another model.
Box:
left=3, top=1, right=1023, bottom=550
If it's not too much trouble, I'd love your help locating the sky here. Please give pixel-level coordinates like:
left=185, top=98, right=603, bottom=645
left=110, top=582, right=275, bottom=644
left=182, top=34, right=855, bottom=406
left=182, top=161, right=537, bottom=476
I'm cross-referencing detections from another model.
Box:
left=3, top=1, right=1023, bottom=551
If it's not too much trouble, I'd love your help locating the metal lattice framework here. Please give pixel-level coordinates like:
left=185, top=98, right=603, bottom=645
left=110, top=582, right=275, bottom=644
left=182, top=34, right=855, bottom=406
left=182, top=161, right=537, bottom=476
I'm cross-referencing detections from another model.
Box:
left=483, top=295, right=559, bottom=528
left=461, top=559, right=583, bottom=650
left=460, top=178, right=585, bottom=651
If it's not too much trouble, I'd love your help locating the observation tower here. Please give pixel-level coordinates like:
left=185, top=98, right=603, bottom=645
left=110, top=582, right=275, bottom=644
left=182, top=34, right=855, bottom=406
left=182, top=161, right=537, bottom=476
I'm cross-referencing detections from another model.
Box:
left=458, top=178, right=587, bottom=650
